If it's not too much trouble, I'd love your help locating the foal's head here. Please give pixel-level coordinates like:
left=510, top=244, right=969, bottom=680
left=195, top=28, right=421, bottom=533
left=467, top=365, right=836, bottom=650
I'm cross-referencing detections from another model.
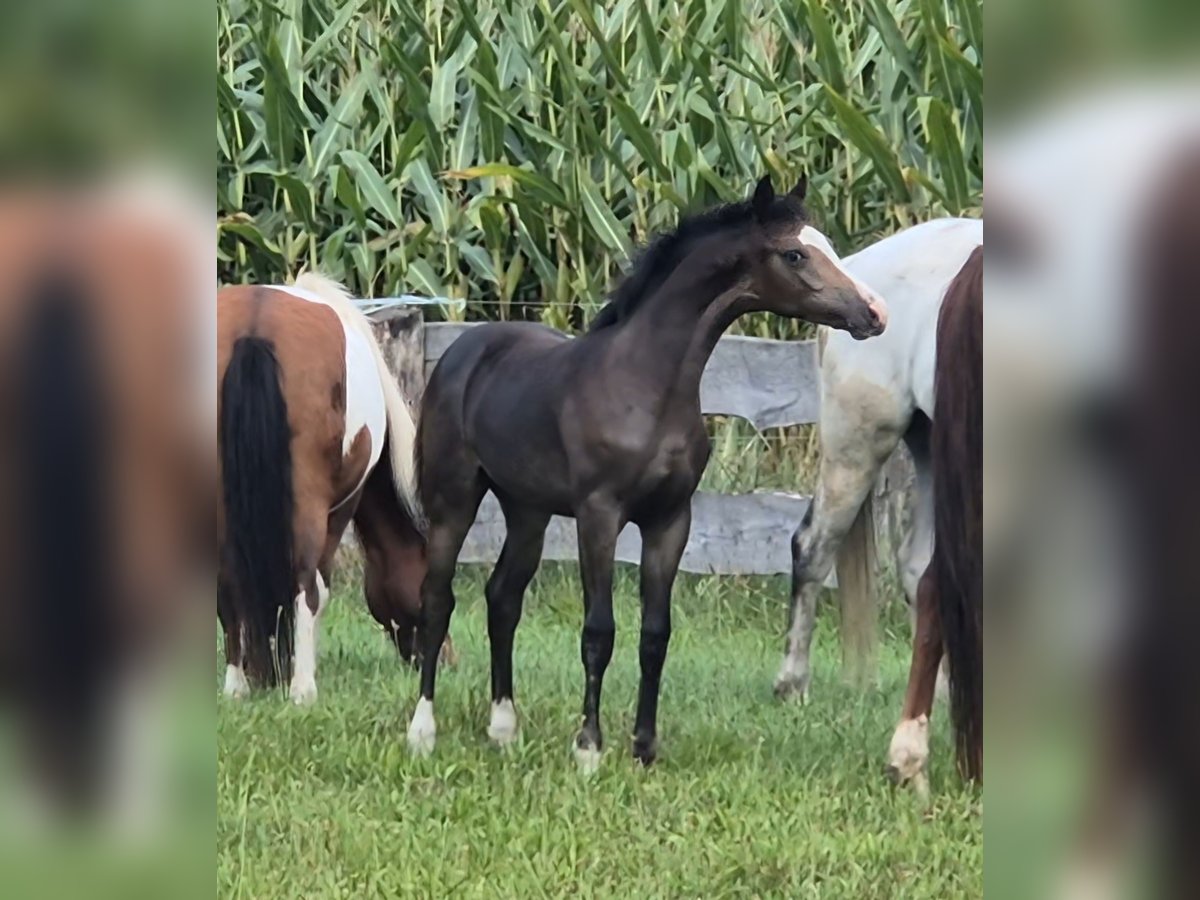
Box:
left=743, top=176, right=888, bottom=339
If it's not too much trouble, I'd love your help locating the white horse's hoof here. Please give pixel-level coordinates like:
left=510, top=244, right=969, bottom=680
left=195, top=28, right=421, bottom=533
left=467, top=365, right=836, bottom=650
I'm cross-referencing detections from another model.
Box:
left=574, top=744, right=602, bottom=776
left=289, top=680, right=318, bottom=706
left=222, top=665, right=249, bottom=699
left=772, top=670, right=810, bottom=703
left=487, top=699, right=519, bottom=748
left=407, top=698, right=437, bottom=756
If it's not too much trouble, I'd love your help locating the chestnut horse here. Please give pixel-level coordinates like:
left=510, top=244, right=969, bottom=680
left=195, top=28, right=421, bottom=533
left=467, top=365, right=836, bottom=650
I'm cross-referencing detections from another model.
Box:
left=217, top=273, right=429, bottom=703
left=886, top=245, right=983, bottom=790
left=407, top=176, right=888, bottom=769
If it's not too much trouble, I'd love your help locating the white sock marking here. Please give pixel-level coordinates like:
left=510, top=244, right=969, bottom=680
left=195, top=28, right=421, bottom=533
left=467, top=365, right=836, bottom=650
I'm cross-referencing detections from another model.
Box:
left=574, top=744, right=602, bottom=776
left=408, top=697, right=437, bottom=755
left=289, top=591, right=318, bottom=706
left=887, top=715, right=931, bottom=785
left=487, top=699, right=519, bottom=747
left=223, top=664, right=249, bottom=699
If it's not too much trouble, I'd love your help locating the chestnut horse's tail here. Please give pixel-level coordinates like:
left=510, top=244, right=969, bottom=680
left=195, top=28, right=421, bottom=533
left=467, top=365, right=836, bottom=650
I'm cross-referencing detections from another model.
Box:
left=932, top=245, right=984, bottom=780
left=219, top=336, right=294, bottom=687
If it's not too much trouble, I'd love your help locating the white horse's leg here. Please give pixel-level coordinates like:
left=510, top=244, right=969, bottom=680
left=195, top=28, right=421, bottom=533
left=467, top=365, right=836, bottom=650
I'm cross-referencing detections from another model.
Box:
left=775, top=461, right=880, bottom=700
left=776, top=367, right=906, bottom=700
left=289, top=571, right=328, bottom=706
left=900, top=449, right=934, bottom=609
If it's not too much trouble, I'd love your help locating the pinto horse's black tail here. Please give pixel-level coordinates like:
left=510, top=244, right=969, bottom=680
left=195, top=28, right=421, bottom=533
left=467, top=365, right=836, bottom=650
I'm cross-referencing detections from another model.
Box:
left=14, top=270, right=115, bottom=811
left=219, top=336, right=294, bottom=687
left=932, top=246, right=984, bottom=781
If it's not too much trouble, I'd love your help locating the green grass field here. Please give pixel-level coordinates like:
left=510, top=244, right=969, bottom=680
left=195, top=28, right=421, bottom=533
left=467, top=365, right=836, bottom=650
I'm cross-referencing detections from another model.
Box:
left=218, top=562, right=981, bottom=898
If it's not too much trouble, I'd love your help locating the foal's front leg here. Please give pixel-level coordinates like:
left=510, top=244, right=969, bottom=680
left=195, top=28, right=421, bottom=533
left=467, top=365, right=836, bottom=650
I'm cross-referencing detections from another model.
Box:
left=633, top=507, right=690, bottom=765
left=574, top=499, right=621, bottom=774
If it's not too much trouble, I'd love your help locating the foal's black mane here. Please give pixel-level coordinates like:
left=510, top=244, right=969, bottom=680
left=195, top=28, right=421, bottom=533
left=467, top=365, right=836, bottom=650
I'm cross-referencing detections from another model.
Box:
left=589, top=193, right=809, bottom=331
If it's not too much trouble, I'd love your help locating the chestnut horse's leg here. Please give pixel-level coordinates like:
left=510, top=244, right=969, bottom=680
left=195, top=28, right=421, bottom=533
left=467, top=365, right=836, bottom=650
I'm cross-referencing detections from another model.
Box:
left=886, top=565, right=942, bottom=796
left=573, top=498, right=621, bottom=774
left=484, top=500, right=550, bottom=747
left=632, top=506, right=690, bottom=766
left=407, top=477, right=486, bottom=756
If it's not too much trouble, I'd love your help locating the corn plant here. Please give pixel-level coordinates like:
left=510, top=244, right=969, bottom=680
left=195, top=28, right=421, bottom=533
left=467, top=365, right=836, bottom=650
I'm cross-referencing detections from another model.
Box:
left=217, top=0, right=982, bottom=334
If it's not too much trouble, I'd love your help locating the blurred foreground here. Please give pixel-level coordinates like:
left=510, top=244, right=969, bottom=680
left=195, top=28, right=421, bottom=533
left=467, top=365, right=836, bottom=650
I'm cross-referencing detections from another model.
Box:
left=987, top=6, right=1200, bottom=894
left=0, top=1, right=212, bottom=898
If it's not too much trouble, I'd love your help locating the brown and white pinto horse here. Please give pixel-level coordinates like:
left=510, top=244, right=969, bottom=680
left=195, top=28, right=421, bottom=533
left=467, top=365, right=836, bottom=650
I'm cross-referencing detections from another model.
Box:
left=886, top=245, right=983, bottom=791
left=217, top=273, right=429, bottom=703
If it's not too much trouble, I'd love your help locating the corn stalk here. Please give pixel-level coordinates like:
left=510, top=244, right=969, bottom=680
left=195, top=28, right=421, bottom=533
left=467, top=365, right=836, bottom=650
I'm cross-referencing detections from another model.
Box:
left=217, top=0, right=982, bottom=336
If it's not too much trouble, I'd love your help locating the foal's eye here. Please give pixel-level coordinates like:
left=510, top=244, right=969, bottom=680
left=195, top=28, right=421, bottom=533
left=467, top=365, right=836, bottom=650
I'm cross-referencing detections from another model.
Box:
left=782, top=249, right=805, bottom=266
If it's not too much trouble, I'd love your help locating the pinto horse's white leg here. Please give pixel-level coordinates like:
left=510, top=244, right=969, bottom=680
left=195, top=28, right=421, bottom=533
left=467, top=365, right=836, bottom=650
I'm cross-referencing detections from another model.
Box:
left=289, top=572, right=328, bottom=706
left=223, top=622, right=249, bottom=699
left=223, top=664, right=249, bottom=699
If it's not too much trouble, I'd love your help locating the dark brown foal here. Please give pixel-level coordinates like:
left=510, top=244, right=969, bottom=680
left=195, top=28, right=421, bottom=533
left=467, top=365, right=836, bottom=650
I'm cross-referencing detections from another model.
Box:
left=407, top=175, right=888, bottom=769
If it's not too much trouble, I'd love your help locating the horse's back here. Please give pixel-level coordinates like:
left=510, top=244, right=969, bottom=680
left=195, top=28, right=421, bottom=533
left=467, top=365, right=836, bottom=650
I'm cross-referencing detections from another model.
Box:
left=436, top=321, right=569, bottom=373
left=426, top=321, right=570, bottom=408
left=421, top=321, right=576, bottom=508
left=218, top=285, right=378, bottom=509
left=825, top=218, right=983, bottom=419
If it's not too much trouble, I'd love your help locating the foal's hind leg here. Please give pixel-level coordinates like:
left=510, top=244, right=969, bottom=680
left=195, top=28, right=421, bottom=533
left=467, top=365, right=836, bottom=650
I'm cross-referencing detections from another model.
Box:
left=632, top=507, right=690, bottom=766
left=485, top=500, right=549, bottom=747
left=407, top=476, right=486, bottom=755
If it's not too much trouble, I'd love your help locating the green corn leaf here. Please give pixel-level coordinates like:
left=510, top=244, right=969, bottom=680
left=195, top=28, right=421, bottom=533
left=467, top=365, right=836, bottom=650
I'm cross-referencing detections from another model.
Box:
left=339, top=150, right=401, bottom=227
left=822, top=84, right=911, bottom=202
left=576, top=167, right=632, bottom=257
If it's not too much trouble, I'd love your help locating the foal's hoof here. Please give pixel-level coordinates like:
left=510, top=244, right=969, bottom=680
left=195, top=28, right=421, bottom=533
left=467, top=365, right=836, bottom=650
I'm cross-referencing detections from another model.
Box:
left=487, top=699, right=519, bottom=748
left=407, top=698, right=437, bottom=756
left=631, top=735, right=659, bottom=767
left=573, top=738, right=602, bottom=776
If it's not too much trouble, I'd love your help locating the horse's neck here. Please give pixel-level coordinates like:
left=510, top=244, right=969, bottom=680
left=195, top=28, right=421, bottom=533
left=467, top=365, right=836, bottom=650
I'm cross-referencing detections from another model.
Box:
left=615, top=275, right=751, bottom=402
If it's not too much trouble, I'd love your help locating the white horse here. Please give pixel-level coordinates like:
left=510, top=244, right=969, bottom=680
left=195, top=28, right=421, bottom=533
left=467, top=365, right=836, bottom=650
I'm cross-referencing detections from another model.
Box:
left=773, top=217, right=984, bottom=702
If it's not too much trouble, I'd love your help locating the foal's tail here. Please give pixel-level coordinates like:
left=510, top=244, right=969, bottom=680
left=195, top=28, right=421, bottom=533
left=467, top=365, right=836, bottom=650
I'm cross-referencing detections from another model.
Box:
left=932, top=246, right=984, bottom=781
left=219, top=336, right=294, bottom=687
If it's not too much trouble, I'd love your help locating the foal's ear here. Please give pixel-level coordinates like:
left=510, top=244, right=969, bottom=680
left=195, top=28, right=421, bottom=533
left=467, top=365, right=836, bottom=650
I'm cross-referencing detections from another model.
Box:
left=752, top=175, right=775, bottom=222
left=790, top=174, right=808, bottom=202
